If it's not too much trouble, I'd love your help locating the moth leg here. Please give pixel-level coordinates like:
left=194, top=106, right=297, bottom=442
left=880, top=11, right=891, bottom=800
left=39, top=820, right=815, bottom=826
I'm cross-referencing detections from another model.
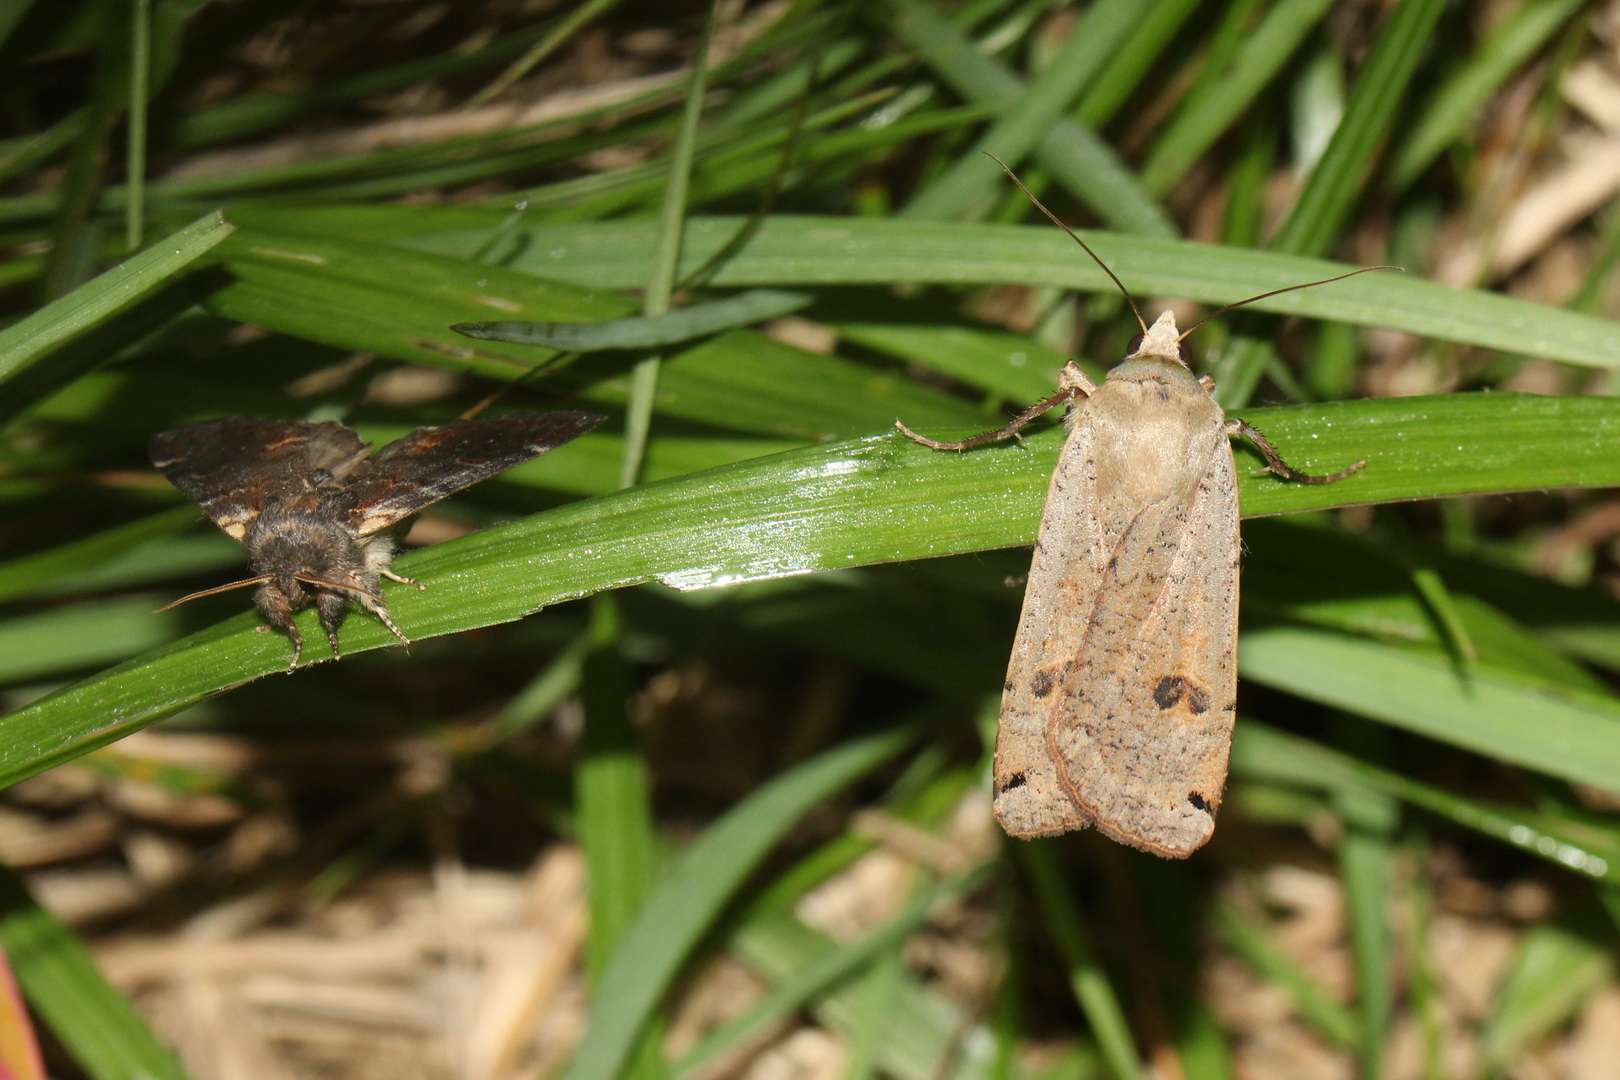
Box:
left=284, top=624, right=304, bottom=671
left=380, top=568, right=427, bottom=591
left=253, top=583, right=305, bottom=670
left=1199, top=374, right=1216, bottom=393
left=1226, top=418, right=1365, bottom=484
left=1057, top=360, right=1099, bottom=396
left=349, top=588, right=413, bottom=649
left=372, top=609, right=412, bottom=648
left=897, top=362, right=1093, bottom=451
left=317, top=590, right=351, bottom=661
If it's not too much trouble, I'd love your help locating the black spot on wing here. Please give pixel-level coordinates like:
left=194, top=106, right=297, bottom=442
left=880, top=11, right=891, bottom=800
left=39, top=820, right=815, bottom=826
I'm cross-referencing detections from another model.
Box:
left=1154, top=675, right=1185, bottom=709
left=1030, top=669, right=1056, bottom=698
left=997, top=772, right=1027, bottom=793
left=1188, top=791, right=1210, bottom=813
left=1154, top=674, right=1211, bottom=713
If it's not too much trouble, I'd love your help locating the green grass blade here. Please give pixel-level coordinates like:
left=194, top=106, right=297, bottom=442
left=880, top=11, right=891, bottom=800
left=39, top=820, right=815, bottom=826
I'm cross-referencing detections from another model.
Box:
left=1390, top=0, right=1587, bottom=190
left=887, top=0, right=1176, bottom=237
left=1270, top=0, right=1448, bottom=258
left=622, top=10, right=715, bottom=490
left=0, top=506, right=199, bottom=604
left=1239, top=625, right=1620, bottom=800
left=1332, top=776, right=1398, bottom=1077
left=1233, top=722, right=1620, bottom=883
left=1019, top=843, right=1140, bottom=1080
left=564, top=726, right=913, bottom=1080
left=452, top=288, right=812, bottom=351
left=901, top=0, right=1139, bottom=220
left=1212, top=902, right=1357, bottom=1049
left=204, top=225, right=984, bottom=439
left=401, top=217, right=1620, bottom=369
left=1140, top=0, right=1336, bottom=196
left=671, top=865, right=990, bottom=1078
left=0, top=865, right=189, bottom=1080
left=728, top=908, right=999, bottom=1080
left=575, top=595, right=656, bottom=976
left=0, top=211, right=233, bottom=412
left=1216, top=0, right=1448, bottom=408
left=462, top=0, right=627, bottom=109
left=1074, top=0, right=1204, bottom=128
left=0, top=597, right=182, bottom=685
left=5, top=391, right=1620, bottom=786
left=1480, top=922, right=1613, bottom=1069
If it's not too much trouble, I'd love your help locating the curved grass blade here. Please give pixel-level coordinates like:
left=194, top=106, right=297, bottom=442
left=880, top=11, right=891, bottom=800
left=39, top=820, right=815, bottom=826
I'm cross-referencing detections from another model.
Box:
left=205, top=226, right=983, bottom=439
left=0, top=506, right=201, bottom=604
left=1139, top=0, right=1336, bottom=195
left=402, top=216, right=1620, bottom=370
left=1238, top=625, right=1620, bottom=800
left=0, top=867, right=189, bottom=1080
left=1213, top=902, right=1358, bottom=1050
left=4, top=391, right=1620, bottom=788
left=452, top=288, right=813, bottom=351
left=887, top=0, right=1176, bottom=237
left=670, top=865, right=990, bottom=1079
left=1233, top=722, right=1620, bottom=883
left=1390, top=0, right=1588, bottom=190
left=0, top=212, right=233, bottom=417
left=900, top=0, right=1138, bottom=221
left=564, top=726, right=914, bottom=1080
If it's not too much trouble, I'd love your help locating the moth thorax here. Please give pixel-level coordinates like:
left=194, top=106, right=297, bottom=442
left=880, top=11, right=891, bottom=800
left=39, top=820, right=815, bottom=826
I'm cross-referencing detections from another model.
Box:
left=245, top=506, right=366, bottom=596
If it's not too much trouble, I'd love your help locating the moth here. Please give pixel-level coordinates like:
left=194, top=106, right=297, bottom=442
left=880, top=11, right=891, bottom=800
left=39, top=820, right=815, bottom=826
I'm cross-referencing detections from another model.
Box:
left=899, top=171, right=1380, bottom=857
left=150, top=412, right=604, bottom=668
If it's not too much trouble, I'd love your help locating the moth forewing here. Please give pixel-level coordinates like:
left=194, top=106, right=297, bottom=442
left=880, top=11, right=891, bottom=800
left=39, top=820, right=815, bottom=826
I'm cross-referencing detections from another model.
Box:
left=151, top=412, right=604, bottom=668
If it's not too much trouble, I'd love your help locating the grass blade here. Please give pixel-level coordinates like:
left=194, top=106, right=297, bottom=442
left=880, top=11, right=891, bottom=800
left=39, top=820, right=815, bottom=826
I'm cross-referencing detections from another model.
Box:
left=0, top=211, right=233, bottom=413
left=5, top=391, right=1620, bottom=785
left=564, top=727, right=913, bottom=1080
left=0, top=866, right=188, bottom=1080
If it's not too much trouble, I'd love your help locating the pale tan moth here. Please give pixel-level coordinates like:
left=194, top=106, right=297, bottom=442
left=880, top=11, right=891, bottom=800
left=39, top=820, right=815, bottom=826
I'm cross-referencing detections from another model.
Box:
left=899, top=170, right=1383, bottom=857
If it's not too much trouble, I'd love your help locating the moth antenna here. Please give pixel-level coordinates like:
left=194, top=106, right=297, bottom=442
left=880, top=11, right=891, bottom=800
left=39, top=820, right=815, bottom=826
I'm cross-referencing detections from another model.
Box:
left=986, top=153, right=1149, bottom=335
left=294, top=573, right=386, bottom=605
left=154, top=575, right=274, bottom=612
left=1177, top=266, right=1401, bottom=342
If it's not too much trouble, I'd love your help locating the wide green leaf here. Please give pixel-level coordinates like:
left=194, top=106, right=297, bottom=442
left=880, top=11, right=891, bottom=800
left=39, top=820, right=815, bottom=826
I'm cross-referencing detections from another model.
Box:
left=4, top=390, right=1618, bottom=790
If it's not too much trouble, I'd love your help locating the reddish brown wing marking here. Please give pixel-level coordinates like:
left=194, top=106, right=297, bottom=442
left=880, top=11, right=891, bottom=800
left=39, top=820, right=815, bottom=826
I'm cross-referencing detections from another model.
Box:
left=149, top=418, right=370, bottom=541
left=343, top=412, right=605, bottom=536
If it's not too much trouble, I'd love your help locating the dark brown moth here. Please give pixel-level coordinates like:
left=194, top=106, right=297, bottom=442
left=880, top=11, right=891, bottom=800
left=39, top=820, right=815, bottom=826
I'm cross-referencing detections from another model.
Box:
left=898, top=162, right=1384, bottom=857
left=150, top=413, right=604, bottom=668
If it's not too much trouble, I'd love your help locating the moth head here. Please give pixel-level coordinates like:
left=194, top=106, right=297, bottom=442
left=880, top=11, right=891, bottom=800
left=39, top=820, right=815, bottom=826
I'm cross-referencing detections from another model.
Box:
left=1126, top=311, right=1191, bottom=367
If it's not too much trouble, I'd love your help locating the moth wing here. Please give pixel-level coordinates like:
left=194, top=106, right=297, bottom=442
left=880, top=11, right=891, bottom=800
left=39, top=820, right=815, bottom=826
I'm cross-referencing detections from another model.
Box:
left=149, top=418, right=370, bottom=541
left=1045, top=422, right=1239, bottom=858
left=993, top=415, right=1108, bottom=838
left=341, top=412, right=604, bottom=535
